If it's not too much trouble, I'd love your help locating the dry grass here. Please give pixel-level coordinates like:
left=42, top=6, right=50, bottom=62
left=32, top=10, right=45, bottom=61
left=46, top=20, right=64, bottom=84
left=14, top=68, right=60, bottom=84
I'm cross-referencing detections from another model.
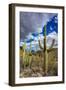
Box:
left=20, top=48, right=58, bottom=77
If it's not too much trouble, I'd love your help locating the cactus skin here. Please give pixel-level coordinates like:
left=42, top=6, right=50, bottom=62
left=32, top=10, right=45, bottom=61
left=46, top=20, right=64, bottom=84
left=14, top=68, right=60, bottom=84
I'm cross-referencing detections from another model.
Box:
left=22, top=43, right=26, bottom=68
left=43, top=26, right=48, bottom=75
left=38, top=25, right=48, bottom=75
left=21, top=42, right=32, bottom=69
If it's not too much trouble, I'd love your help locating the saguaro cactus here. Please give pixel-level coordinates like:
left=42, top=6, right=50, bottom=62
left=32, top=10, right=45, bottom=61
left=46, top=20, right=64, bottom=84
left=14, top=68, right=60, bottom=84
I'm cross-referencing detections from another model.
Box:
left=22, top=42, right=26, bottom=58
left=38, top=25, right=48, bottom=75
left=38, top=25, right=55, bottom=75
left=22, top=42, right=26, bottom=68
left=22, top=42, right=33, bottom=68
left=43, top=25, right=48, bottom=75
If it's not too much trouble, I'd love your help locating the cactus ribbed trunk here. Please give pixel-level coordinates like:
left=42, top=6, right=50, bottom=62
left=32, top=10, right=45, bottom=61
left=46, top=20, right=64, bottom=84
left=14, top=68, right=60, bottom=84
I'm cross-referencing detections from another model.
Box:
left=43, top=25, right=48, bottom=75
left=38, top=25, right=48, bottom=75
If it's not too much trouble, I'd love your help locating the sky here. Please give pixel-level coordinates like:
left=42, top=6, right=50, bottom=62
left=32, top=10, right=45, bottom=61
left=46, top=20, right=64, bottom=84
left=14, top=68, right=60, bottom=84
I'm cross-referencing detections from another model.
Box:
left=20, top=12, right=56, bottom=42
left=20, top=12, right=58, bottom=51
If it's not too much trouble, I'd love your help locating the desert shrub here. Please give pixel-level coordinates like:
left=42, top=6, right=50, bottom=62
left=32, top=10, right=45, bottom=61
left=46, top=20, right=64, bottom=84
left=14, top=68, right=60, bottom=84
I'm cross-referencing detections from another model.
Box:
left=48, top=49, right=58, bottom=76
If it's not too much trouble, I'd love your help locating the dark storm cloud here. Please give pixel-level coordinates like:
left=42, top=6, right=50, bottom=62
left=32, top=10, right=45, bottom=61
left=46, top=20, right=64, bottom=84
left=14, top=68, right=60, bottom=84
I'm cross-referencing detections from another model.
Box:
left=20, top=12, right=56, bottom=41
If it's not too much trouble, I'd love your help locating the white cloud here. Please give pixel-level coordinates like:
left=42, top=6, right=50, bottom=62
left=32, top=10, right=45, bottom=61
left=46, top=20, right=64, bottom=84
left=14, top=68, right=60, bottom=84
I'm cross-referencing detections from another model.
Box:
left=26, top=33, right=34, bottom=40
left=20, top=31, right=58, bottom=51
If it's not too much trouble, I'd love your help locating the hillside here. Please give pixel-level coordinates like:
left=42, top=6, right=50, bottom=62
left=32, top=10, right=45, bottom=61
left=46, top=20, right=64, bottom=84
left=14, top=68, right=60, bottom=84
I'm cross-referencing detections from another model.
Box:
left=20, top=48, right=58, bottom=77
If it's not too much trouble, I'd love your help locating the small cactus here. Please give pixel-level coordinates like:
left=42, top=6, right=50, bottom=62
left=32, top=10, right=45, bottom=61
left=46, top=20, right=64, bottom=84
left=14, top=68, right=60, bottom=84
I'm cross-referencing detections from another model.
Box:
left=22, top=42, right=32, bottom=68
left=22, top=42, right=26, bottom=68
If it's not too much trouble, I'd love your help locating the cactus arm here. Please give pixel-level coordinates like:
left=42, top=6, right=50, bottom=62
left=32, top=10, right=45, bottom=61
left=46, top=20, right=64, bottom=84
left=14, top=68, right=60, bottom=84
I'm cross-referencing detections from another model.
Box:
left=38, top=40, right=44, bottom=50
left=49, top=39, right=55, bottom=49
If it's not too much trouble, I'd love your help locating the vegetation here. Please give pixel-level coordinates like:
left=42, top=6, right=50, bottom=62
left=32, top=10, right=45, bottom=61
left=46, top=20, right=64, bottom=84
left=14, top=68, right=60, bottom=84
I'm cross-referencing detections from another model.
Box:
left=20, top=48, right=58, bottom=77
left=20, top=25, right=58, bottom=77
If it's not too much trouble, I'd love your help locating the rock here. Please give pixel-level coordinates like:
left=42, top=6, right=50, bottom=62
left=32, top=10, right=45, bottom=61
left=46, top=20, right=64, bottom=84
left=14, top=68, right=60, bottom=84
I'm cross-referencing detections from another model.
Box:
left=31, top=73, right=38, bottom=77
left=37, top=73, right=42, bottom=77
left=39, top=67, right=43, bottom=71
left=31, top=67, right=39, bottom=72
left=20, top=68, right=32, bottom=77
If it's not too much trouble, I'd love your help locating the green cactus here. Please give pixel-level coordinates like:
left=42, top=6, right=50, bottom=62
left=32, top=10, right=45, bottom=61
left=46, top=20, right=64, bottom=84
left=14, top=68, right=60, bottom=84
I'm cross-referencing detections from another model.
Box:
left=38, top=25, right=48, bottom=75
left=22, top=42, right=32, bottom=68
left=38, top=25, right=55, bottom=75
left=22, top=42, right=26, bottom=68
left=30, top=42, right=32, bottom=53
left=22, top=42, right=26, bottom=50
left=24, top=54, right=30, bottom=67
left=29, top=42, right=32, bottom=68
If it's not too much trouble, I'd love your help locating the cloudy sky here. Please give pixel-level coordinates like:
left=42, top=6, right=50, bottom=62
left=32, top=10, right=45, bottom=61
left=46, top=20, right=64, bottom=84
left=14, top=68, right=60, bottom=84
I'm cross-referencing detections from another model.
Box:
left=20, top=12, right=56, bottom=42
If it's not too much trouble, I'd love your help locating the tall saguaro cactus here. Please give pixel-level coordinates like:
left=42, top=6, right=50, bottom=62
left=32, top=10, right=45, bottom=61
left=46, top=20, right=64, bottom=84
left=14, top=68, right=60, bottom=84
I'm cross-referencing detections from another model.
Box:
left=43, top=25, right=48, bottom=75
left=39, top=25, right=48, bottom=75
